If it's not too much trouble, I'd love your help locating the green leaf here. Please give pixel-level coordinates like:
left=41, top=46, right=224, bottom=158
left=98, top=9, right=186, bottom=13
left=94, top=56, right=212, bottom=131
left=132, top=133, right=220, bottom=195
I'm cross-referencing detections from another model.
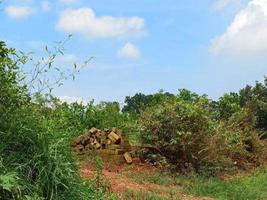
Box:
left=0, top=173, right=18, bottom=192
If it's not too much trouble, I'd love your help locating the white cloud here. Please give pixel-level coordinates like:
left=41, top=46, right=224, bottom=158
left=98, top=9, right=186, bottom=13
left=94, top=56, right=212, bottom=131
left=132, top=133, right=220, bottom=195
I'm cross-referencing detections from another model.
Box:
left=5, top=6, right=34, bottom=19
left=56, top=8, right=145, bottom=38
left=60, top=0, right=79, bottom=4
left=118, top=42, right=141, bottom=59
left=210, top=0, right=267, bottom=55
left=214, top=0, right=241, bottom=10
left=58, top=96, right=87, bottom=105
left=41, top=1, right=51, bottom=12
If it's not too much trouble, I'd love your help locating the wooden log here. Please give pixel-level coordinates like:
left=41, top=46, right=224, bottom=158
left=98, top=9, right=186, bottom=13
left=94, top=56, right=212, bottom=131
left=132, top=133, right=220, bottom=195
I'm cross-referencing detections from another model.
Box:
left=85, top=144, right=94, bottom=151
left=89, top=137, right=94, bottom=143
left=95, top=142, right=101, bottom=149
left=108, top=131, right=120, bottom=142
left=89, top=127, right=98, bottom=134
left=96, top=131, right=102, bottom=139
left=123, top=152, right=133, bottom=164
left=100, top=136, right=107, bottom=145
left=81, top=134, right=91, bottom=145
left=106, top=139, right=112, bottom=145
left=100, top=149, right=116, bottom=155
left=107, top=144, right=121, bottom=150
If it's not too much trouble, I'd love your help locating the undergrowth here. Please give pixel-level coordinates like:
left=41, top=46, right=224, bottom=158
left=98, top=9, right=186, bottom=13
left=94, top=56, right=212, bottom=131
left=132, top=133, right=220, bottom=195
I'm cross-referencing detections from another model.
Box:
left=186, top=167, right=267, bottom=200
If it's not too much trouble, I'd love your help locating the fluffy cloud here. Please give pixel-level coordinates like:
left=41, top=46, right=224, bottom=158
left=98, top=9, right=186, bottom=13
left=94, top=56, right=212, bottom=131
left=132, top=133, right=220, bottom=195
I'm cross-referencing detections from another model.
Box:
left=41, top=1, right=51, bottom=12
left=210, top=0, right=267, bottom=55
left=56, top=8, right=145, bottom=38
left=58, top=96, right=87, bottom=105
left=5, top=6, right=34, bottom=19
left=118, top=42, right=141, bottom=59
left=214, top=0, right=241, bottom=10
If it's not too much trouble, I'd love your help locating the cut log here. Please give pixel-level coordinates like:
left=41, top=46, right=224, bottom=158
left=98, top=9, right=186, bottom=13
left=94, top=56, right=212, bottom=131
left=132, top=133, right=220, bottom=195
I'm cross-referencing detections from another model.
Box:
left=89, top=127, right=98, bottom=134
left=106, top=139, right=112, bottom=145
left=72, top=127, right=133, bottom=164
left=107, top=144, right=121, bottom=150
left=81, top=134, right=90, bottom=145
left=108, top=131, right=120, bottom=142
left=123, top=152, right=133, bottom=164
left=96, top=132, right=102, bottom=139
left=95, top=142, right=101, bottom=149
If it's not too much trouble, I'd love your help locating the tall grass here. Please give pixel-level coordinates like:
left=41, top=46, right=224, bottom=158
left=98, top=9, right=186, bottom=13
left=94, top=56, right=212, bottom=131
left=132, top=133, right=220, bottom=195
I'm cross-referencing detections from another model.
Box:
left=188, top=168, right=267, bottom=200
left=0, top=40, right=111, bottom=199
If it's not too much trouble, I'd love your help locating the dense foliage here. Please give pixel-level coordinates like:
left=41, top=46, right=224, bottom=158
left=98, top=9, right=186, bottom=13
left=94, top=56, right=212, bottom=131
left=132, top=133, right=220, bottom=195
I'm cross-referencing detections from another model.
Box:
left=0, top=40, right=266, bottom=199
left=0, top=41, right=114, bottom=200
left=139, top=91, right=266, bottom=174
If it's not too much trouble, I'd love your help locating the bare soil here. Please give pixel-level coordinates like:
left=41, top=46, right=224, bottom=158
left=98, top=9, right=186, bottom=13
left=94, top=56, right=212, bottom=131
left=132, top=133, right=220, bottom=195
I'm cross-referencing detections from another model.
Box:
left=79, top=159, right=214, bottom=200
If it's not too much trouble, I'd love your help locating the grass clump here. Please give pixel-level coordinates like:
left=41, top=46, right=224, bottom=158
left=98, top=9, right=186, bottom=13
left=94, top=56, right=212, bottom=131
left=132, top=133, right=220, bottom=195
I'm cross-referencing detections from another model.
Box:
left=120, top=190, right=168, bottom=200
left=0, top=40, right=109, bottom=199
left=187, top=168, right=267, bottom=200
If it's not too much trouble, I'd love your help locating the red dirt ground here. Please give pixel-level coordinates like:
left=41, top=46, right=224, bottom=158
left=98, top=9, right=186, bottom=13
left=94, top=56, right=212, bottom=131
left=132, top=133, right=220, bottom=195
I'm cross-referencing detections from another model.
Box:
left=79, top=159, right=214, bottom=200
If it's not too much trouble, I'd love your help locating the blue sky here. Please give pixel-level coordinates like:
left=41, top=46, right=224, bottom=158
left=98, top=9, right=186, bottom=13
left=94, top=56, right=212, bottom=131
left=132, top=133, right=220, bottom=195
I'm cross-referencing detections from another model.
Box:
left=1, top=0, right=267, bottom=103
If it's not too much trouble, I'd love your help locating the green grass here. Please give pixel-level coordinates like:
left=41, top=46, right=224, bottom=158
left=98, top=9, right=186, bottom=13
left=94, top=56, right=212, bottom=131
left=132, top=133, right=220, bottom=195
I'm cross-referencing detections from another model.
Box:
left=187, top=167, right=267, bottom=200
left=123, top=166, right=267, bottom=200
left=126, top=170, right=175, bottom=186
left=119, top=190, right=173, bottom=200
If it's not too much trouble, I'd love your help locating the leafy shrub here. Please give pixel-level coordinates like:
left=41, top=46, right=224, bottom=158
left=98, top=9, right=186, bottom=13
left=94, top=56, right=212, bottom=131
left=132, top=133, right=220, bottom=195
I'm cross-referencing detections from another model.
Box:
left=139, top=95, right=217, bottom=171
left=139, top=90, right=266, bottom=174
left=0, top=40, right=109, bottom=199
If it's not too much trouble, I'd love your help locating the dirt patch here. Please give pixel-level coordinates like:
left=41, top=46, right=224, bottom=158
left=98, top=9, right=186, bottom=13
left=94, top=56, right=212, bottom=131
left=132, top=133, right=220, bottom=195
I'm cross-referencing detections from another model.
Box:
left=80, top=161, right=214, bottom=200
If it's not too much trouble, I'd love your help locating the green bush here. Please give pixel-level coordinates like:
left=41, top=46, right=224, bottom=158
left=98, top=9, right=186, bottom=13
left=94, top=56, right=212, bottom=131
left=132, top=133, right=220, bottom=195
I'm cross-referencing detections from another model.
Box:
left=139, top=94, right=216, bottom=171
left=139, top=90, right=266, bottom=174
left=0, top=41, right=109, bottom=199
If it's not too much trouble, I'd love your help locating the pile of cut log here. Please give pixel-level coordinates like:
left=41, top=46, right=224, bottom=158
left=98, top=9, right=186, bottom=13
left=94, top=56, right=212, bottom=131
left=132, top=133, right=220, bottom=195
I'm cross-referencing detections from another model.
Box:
left=72, top=127, right=133, bottom=164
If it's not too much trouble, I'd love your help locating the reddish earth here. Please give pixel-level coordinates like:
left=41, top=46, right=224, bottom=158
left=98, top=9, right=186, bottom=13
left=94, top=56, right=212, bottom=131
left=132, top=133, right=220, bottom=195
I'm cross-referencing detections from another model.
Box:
left=79, top=160, right=214, bottom=200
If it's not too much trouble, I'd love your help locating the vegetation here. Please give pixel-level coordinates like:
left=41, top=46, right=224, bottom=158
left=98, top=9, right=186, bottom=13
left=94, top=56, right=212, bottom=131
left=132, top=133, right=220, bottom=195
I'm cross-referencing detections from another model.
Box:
left=0, top=39, right=266, bottom=199
left=188, top=167, right=267, bottom=200
left=121, top=166, right=267, bottom=200
left=0, top=40, right=112, bottom=199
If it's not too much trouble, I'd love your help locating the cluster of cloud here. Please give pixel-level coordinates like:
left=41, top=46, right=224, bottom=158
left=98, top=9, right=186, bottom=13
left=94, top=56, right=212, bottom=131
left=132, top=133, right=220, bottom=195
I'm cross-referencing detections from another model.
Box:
left=4, top=0, right=80, bottom=19
left=210, top=0, right=267, bottom=55
left=55, top=8, right=143, bottom=59
left=5, top=6, right=34, bottom=19
left=58, top=96, right=87, bottom=105
left=4, top=1, right=144, bottom=60
left=56, top=8, right=145, bottom=39
left=11, top=0, right=267, bottom=60
left=118, top=42, right=141, bottom=59
left=4, top=1, right=52, bottom=19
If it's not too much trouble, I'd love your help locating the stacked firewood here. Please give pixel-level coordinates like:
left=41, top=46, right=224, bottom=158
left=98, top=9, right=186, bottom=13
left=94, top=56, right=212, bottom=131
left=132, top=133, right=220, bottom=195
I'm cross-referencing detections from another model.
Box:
left=72, top=127, right=133, bottom=164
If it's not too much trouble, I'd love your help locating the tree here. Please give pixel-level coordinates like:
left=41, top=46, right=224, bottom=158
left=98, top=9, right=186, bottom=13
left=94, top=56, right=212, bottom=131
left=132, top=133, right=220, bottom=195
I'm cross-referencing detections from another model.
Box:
left=239, top=78, right=267, bottom=135
left=217, top=92, right=241, bottom=120
left=122, top=93, right=154, bottom=114
left=122, top=91, right=175, bottom=114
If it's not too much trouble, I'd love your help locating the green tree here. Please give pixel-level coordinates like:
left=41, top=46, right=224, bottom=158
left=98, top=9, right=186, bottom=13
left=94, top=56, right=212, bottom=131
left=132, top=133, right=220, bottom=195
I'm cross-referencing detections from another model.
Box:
left=217, top=92, right=241, bottom=120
